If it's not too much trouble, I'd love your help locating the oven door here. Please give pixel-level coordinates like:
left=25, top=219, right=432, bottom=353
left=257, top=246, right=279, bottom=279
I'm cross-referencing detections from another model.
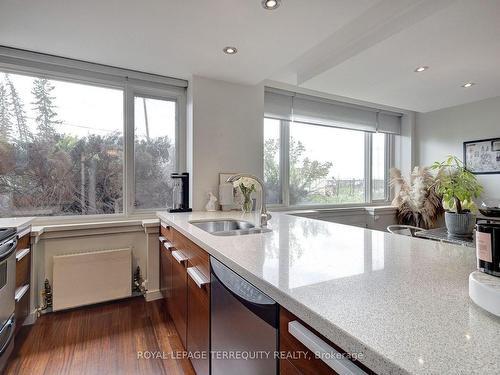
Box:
left=0, top=236, right=17, bottom=328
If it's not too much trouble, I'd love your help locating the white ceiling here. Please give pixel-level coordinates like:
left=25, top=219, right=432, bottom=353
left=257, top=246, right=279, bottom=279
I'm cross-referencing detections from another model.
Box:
left=288, top=0, right=500, bottom=113
left=0, top=0, right=378, bottom=83
left=1, top=0, right=499, bottom=113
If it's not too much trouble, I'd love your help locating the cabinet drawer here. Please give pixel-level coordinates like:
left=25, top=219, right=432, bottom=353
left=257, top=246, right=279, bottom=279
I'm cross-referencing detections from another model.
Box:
left=160, top=222, right=174, bottom=242
left=15, top=284, right=30, bottom=332
left=169, top=249, right=188, bottom=348
left=171, top=228, right=209, bottom=279
left=280, top=308, right=373, bottom=375
left=160, top=240, right=173, bottom=301
left=16, top=248, right=31, bottom=289
left=16, top=231, right=30, bottom=251
left=183, top=238, right=209, bottom=279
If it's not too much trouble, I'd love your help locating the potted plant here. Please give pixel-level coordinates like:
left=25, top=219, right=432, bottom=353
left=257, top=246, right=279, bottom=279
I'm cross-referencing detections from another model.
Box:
left=390, top=167, right=443, bottom=229
left=432, top=155, right=483, bottom=236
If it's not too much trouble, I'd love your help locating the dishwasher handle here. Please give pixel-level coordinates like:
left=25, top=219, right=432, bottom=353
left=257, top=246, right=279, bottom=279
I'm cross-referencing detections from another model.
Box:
left=288, top=321, right=367, bottom=375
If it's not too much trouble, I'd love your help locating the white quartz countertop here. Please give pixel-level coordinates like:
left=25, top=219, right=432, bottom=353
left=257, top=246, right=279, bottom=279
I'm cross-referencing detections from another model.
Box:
left=157, top=211, right=500, bottom=375
left=0, top=217, right=34, bottom=232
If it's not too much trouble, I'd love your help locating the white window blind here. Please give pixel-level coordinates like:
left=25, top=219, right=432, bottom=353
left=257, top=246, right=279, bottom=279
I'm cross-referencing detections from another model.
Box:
left=264, top=88, right=402, bottom=135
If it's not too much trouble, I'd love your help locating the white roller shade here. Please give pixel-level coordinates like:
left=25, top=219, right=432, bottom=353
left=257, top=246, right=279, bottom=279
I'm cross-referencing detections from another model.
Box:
left=264, top=88, right=402, bottom=135
left=264, top=89, right=293, bottom=121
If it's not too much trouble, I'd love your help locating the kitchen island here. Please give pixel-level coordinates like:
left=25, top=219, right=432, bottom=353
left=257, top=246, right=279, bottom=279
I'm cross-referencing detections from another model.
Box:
left=157, top=211, right=500, bottom=375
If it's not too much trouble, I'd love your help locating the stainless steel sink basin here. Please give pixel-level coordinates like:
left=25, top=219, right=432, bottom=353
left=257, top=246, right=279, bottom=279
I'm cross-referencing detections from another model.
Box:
left=189, top=219, right=271, bottom=236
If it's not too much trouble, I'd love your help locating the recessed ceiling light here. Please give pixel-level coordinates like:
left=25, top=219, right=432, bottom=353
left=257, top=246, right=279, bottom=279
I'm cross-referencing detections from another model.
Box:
left=462, top=82, right=475, bottom=88
left=414, top=66, right=429, bottom=73
left=262, top=0, right=281, bottom=10
left=223, top=46, right=238, bottom=55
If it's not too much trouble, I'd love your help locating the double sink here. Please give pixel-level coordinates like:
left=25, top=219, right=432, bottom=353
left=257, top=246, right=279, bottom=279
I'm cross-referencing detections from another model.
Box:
left=190, top=219, right=271, bottom=236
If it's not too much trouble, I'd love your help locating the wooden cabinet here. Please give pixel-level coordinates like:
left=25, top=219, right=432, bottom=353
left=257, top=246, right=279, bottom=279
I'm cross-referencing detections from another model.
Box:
left=170, top=248, right=188, bottom=348
left=15, top=228, right=31, bottom=333
left=186, top=267, right=210, bottom=375
left=159, top=223, right=210, bottom=375
left=159, top=240, right=173, bottom=301
left=280, top=308, right=373, bottom=375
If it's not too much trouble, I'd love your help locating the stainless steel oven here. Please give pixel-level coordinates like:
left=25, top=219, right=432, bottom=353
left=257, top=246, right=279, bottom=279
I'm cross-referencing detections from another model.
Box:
left=0, top=228, right=17, bottom=373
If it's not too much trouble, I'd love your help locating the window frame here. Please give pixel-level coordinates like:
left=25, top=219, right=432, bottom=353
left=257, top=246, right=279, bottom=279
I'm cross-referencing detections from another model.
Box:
left=128, top=87, right=186, bottom=214
left=0, top=49, right=187, bottom=221
left=265, top=118, right=393, bottom=210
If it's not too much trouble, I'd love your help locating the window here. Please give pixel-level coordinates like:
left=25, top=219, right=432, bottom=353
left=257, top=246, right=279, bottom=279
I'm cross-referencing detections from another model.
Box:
left=264, top=119, right=392, bottom=207
left=372, top=132, right=387, bottom=201
left=264, top=88, right=398, bottom=208
left=0, top=72, right=124, bottom=216
left=289, top=122, right=365, bottom=205
left=134, top=96, right=177, bottom=210
left=263, top=118, right=282, bottom=205
left=0, top=50, right=186, bottom=218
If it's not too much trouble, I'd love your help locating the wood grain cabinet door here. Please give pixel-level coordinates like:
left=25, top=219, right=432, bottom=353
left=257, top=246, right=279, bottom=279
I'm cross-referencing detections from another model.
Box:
left=170, top=250, right=188, bottom=349
left=186, top=267, right=210, bottom=375
left=159, top=241, right=173, bottom=303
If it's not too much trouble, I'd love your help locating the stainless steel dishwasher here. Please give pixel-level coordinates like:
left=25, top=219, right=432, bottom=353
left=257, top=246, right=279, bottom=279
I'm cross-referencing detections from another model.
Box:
left=210, top=257, right=278, bottom=375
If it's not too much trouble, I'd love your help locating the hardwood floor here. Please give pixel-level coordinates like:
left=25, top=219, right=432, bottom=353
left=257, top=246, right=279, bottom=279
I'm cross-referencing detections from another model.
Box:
left=4, top=297, right=196, bottom=375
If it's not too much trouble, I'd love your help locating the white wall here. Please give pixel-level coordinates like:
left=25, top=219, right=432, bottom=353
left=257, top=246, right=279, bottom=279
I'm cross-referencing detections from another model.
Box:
left=188, top=76, right=264, bottom=210
left=416, top=96, right=500, bottom=200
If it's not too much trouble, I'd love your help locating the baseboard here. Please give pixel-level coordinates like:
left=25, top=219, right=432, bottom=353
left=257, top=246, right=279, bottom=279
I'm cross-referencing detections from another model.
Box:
left=24, top=310, right=38, bottom=325
left=145, top=289, right=162, bottom=302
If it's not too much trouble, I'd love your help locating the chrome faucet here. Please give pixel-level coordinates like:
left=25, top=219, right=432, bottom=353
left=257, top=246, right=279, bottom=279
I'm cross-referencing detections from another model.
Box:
left=226, top=173, right=272, bottom=227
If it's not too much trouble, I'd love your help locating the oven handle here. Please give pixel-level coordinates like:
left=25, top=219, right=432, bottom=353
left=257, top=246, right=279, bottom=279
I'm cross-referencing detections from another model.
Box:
left=0, top=316, right=15, bottom=356
left=0, top=238, right=17, bottom=263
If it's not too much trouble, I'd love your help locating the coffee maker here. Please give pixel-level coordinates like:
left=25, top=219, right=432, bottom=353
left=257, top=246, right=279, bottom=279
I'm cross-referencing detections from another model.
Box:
left=169, top=172, right=192, bottom=213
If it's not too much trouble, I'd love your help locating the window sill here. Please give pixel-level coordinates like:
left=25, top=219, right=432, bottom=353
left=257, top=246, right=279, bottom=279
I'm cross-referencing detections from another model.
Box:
left=278, top=205, right=396, bottom=218
left=31, top=216, right=160, bottom=241
left=270, top=203, right=394, bottom=213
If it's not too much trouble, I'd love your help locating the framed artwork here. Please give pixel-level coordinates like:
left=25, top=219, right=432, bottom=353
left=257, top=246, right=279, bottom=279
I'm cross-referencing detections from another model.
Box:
left=463, top=138, right=500, bottom=174
left=219, top=173, right=241, bottom=210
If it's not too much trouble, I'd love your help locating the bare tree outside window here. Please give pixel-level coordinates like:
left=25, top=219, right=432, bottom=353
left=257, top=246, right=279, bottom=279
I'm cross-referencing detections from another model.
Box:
left=134, top=96, right=176, bottom=210
left=0, top=72, right=127, bottom=217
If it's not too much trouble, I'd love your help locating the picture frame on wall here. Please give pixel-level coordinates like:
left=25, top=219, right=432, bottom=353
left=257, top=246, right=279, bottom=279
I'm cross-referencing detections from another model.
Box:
left=463, top=137, right=500, bottom=174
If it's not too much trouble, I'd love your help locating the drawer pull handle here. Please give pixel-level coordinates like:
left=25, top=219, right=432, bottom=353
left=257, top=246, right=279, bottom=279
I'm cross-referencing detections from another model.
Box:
left=16, top=248, right=30, bottom=262
left=163, top=241, right=174, bottom=250
left=160, top=222, right=171, bottom=229
left=187, top=267, right=209, bottom=288
left=15, top=285, right=29, bottom=302
left=17, top=227, right=31, bottom=239
left=159, top=236, right=166, bottom=243
left=171, top=250, right=188, bottom=264
left=288, top=321, right=367, bottom=375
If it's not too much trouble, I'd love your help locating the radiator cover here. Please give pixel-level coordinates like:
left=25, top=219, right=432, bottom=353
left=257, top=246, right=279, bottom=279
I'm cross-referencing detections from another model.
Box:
left=52, top=248, right=132, bottom=311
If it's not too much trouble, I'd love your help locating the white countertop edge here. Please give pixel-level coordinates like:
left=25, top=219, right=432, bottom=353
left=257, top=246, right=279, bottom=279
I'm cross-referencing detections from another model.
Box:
left=158, top=212, right=408, bottom=375
left=0, top=217, right=35, bottom=232
left=31, top=219, right=158, bottom=237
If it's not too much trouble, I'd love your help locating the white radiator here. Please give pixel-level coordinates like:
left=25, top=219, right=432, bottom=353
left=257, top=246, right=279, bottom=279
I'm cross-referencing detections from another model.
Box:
left=52, top=248, right=132, bottom=311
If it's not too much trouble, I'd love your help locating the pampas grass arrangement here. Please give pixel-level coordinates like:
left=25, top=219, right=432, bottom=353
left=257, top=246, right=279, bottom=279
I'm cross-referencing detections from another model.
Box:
left=390, top=167, right=443, bottom=229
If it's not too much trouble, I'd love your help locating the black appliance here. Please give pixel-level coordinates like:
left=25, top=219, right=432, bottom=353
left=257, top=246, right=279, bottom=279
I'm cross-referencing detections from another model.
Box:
left=479, top=200, right=500, bottom=218
left=476, top=223, right=500, bottom=277
left=169, top=172, right=192, bottom=213
left=0, top=227, right=17, bottom=373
